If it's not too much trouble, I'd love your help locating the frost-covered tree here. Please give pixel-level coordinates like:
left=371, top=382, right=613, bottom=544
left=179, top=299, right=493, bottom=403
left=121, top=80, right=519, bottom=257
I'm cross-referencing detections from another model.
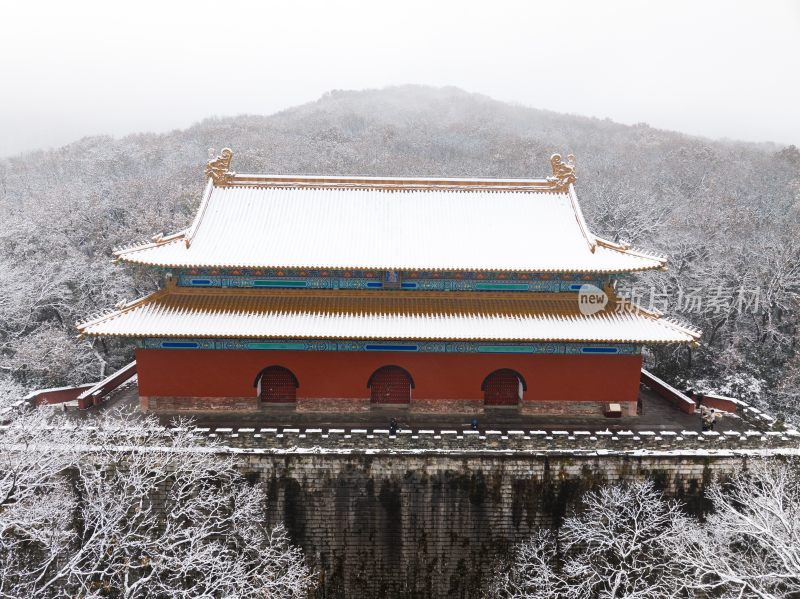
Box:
left=0, top=408, right=315, bottom=598
left=487, top=530, right=565, bottom=599
left=0, top=377, right=25, bottom=412
left=679, top=460, right=800, bottom=599
left=489, top=481, right=691, bottom=599
left=491, top=463, right=800, bottom=599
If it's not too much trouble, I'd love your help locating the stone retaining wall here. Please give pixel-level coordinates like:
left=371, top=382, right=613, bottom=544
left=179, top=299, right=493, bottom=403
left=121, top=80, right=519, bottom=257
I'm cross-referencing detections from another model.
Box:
left=239, top=447, right=795, bottom=598
left=187, top=427, right=799, bottom=598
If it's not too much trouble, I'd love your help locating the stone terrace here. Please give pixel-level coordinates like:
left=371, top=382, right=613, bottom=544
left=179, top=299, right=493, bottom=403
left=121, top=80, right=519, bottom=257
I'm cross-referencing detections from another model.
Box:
left=65, top=381, right=794, bottom=453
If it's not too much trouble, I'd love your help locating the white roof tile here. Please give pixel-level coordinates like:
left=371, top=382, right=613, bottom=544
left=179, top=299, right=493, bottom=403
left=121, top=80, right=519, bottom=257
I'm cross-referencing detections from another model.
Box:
left=79, top=289, right=698, bottom=344
left=116, top=179, right=664, bottom=273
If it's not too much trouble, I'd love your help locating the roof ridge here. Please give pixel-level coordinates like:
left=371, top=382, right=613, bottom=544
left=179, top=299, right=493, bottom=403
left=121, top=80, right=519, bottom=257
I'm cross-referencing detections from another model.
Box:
left=595, top=237, right=668, bottom=266
left=219, top=173, right=561, bottom=191
left=184, top=178, right=214, bottom=248
left=114, top=231, right=186, bottom=259
left=566, top=183, right=597, bottom=253
left=76, top=288, right=165, bottom=334
left=618, top=298, right=702, bottom=344
left=216, top=180, right=569, bottom=194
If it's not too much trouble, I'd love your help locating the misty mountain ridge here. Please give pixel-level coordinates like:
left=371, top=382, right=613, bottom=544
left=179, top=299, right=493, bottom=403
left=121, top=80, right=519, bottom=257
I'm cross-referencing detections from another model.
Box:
left=7, top=85, right=784, bottom=171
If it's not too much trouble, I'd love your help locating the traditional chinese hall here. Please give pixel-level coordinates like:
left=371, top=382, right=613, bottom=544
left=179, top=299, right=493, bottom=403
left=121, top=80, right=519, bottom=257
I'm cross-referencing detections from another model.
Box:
left=78, top=150, right=699, bottom=416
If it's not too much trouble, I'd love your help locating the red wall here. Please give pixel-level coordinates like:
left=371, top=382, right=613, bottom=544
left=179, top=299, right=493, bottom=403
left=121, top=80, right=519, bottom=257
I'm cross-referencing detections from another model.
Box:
left=29, top=385, right=93, bottom=406
left=136, top=349, right=642, bottom=404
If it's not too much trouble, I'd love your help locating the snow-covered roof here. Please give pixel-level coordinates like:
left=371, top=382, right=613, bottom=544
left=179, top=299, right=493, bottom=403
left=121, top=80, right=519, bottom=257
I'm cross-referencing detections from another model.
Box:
left=78, top=286, right=699, bottom=344
left=114, top=167, right=666, bottom=274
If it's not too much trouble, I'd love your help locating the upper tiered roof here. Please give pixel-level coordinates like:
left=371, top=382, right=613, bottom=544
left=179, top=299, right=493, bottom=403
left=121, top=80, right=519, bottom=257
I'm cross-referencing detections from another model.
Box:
left=114, top=151, right=665, bottom=274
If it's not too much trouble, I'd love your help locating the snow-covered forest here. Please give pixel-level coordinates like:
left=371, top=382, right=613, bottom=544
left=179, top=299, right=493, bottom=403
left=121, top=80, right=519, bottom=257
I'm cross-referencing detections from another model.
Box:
left=0, top=85, right=798, bottom=420
left=0, top=390, right=315, bottom=598
left=489, top=462, right=800, bottom=599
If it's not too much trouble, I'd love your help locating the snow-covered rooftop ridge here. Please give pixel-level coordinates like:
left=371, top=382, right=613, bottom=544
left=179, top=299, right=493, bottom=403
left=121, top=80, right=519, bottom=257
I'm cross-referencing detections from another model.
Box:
left=221, top=172, right=558, bottom=187
left=112, top=152, right=667, bottom=273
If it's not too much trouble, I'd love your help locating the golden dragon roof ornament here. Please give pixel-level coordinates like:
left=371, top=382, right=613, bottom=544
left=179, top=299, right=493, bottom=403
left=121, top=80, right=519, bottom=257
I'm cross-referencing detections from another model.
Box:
left=204, top=148, right=235, bottom=185
left=549, top=153, right=576, bottom=191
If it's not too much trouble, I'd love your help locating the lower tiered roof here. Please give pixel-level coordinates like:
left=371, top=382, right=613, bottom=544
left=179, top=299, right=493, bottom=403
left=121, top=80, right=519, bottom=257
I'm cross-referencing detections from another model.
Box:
left=78, top=285, right=699, bottom=345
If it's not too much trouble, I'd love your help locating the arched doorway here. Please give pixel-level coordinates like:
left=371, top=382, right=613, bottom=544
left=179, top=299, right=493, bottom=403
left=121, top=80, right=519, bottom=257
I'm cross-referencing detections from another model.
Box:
left=482, top=369, right=526, bottom=406
left=254, top=366, right=299, bottom=403
left=368, top=365, right=414, bottom=404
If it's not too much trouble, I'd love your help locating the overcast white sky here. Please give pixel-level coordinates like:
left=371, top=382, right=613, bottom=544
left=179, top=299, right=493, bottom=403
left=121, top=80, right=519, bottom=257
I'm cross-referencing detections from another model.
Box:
left=1, top=0, right=798, bottom=157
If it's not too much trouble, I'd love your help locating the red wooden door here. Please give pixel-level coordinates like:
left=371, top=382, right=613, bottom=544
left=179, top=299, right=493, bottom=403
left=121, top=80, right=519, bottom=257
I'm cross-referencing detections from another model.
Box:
left=370, top=367, right=412, bottom=404
left=483, top=370, right=522, bottom=406
left=260, top=367, right=297, bottom=403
